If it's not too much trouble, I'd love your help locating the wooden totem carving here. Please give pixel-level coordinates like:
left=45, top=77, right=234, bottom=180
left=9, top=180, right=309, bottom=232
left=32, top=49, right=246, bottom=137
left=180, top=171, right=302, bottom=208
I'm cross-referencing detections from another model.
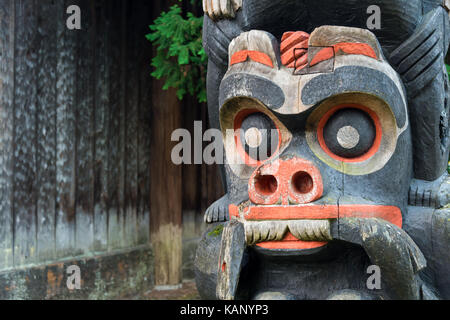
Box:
left=195, top=0, right=450, bottom=300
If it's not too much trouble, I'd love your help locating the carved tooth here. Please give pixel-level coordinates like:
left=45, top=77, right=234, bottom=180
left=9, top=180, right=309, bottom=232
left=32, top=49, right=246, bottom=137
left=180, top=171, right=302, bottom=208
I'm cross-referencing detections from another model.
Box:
left=245, top=224, right=254, bottom=245
left=245, top=221, right=290, bottom=245
left=253, top=228, right=261, bottom=244
left=260, top=225, right=270, bottom=242
left=266, top=224, right=274, bottom=241
left=289, top=220, right=332, bottom=241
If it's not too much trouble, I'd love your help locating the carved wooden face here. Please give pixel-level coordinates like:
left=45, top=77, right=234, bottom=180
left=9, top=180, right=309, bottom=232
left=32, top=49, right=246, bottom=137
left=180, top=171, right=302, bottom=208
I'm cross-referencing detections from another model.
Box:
left=219, top=27, right=412, bottom=251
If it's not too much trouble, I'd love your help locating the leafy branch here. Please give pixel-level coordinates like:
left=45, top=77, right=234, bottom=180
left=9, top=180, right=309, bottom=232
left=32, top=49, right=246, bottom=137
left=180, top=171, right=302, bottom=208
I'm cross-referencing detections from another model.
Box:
left=146, top=3, right=207, bottom=103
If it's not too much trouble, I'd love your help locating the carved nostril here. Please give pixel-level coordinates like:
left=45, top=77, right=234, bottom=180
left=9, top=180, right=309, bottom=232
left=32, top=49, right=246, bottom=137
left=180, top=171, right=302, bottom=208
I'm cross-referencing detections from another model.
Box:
left=291, top=171, right=314, bottom=194
left=254, top=175, right=278, bottom=196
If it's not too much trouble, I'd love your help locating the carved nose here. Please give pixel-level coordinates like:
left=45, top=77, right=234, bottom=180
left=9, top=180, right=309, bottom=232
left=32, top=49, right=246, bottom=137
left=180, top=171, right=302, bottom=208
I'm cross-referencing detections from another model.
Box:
left=249, top=158, right=323, bottom=205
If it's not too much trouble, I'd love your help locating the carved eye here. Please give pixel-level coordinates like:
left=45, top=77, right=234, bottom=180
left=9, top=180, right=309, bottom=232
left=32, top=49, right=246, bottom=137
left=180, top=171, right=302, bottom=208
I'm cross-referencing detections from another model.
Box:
left=318, top=106, right=381, bottom=161
left=235, top=111, right=280, bottom=163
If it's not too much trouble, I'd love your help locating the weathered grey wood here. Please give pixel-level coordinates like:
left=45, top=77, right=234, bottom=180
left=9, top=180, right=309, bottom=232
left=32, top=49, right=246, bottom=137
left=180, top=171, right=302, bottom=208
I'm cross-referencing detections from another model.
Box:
left=216, top=220, right=246, bottom=300
left=331, top=218, right=426, bottom=300
left=124, top=1, right=139, bottom=248
left=0, top=0, right=215, bottom=280
left=93, top=0, right=109, bottom=252
left=136, top=1, right=152, bottom=246
left=36, top=0, right=58, bottom=263
left=55, top=0, right=78, bottom=259
left=107, top=0, right=125, bottom=251
left=75, top=0, right=94, bottom=255
left=13, top=0, right=38, bottom=266
left=0, top=0, right=15, bottom=269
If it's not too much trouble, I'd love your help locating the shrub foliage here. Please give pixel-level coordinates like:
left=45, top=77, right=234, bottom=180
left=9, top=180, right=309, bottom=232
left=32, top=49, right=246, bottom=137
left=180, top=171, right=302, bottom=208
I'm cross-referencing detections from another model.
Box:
left=146, top=3, right=207, bottom=103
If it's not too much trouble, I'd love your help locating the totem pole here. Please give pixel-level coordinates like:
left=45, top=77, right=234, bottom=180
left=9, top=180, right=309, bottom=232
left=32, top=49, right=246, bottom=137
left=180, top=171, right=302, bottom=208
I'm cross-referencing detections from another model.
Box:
left=195, top=0, right=450, bottom=300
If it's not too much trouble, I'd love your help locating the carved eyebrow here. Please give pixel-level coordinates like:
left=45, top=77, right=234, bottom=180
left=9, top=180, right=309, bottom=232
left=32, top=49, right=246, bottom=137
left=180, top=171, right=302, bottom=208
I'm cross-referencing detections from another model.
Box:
left=310, top=42, right=378, bottom=66
left=230, top=50, right=274, bottom=68
left=219, top=74, right=285, bottom=111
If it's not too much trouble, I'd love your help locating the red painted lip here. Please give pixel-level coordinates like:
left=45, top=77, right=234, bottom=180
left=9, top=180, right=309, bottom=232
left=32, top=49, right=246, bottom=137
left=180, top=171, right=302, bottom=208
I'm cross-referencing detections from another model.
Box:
left=229, top=204, right=402, bottom=250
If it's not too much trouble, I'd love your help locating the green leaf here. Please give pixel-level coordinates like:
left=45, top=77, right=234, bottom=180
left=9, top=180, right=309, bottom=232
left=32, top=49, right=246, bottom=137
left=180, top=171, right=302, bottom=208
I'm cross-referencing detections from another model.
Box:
left=146, top=4, right=207, bottom=103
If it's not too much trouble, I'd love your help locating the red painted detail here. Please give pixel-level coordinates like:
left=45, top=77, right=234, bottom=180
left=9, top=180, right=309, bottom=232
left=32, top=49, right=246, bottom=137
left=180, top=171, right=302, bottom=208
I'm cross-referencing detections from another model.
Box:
left=229, top=203, right=402, bottom=250
left=230, top=50, right=274, bottom=68
left=292, top=52, right=309, bottom=70
left=317, top=104, right=383, bottom=163
left=246, top=204, right=338, bottom=220
left=248, top=158, right=323, bottom=206
left=340, top=205, right=402, bottom=228
left=233, top=109, right=282, bottom=167
left=280, top=31, right=309, bottom=51
left=280, top=31, right=310, bottom=71
left=333, top=42, right=377, bottom=60
left=281, top=32, right=295, bottom=42
left=244, top=204, right=402, bottom=228
left=221, top=262, right=227, bottom=272
left=310, top=42, right=377, bottom=67
left=281, top=40, right=309, bottom=66
left=309, top=47, right=335, bottom=67
left=229, top=204, right=240, bottom=218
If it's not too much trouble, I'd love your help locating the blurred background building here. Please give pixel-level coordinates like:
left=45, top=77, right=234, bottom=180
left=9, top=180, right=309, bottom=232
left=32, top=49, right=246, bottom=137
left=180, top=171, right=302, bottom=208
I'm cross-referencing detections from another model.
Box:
left=0, top=0, right=221, bottom=299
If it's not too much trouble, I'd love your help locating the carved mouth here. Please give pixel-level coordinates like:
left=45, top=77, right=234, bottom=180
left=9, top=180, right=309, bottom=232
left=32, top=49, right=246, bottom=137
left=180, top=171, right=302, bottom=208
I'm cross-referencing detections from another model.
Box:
left=229, top=204, right=402, bottom=250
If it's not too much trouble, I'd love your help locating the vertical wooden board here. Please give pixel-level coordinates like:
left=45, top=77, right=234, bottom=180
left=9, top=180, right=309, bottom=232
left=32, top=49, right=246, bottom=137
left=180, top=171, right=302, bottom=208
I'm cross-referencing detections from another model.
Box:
left=124, top=1, right=140, bottom=248
left=0, top=0, right=15, bottom=269
left=116, top=0, right=131, bottom=248
left=150, top=79, right=183, bottom=286
left=136, top=0, right=152, bottom=246
left=13, top=0, right=38, bottom=266
left=107, top=0, right=125, bottom=251
left=149, top=0, right=185, bottom=286
left=182, top=97, right=202, bottom=240
left=74, top=0, right=94, bottom=255
left=55, top=0, right=78, bottom=259
left=92, top=0, right=109, bottom=252
left=35, top=0, right=57, bottom=263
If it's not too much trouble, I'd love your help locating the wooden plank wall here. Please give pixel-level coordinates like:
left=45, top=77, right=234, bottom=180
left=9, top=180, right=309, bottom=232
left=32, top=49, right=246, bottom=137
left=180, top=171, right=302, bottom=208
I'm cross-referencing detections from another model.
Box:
left=0, top=0, right=155, bottom=270
left=0, top=0, right=224, bottom=284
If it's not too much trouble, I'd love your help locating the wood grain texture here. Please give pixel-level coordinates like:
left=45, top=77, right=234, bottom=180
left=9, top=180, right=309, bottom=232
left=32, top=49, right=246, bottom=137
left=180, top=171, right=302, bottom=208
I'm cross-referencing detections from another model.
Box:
left=36, top=0, right=58, bottom=262
left=106, top=0, right=125, bottom=251
left=13, top=0, right=38, bottom=266
left=0, top=0, right=16, bottom=269
left=136, top=1, right=152, bottom=246
left=124, top=0, right=139, bottom=248
left=0, top=0, right=220, bottom=278
left=55, top=0, right=78, bottom=259
left=75, top=0, right=94, bottom=255
left=92, top=0, right=109, bottom=252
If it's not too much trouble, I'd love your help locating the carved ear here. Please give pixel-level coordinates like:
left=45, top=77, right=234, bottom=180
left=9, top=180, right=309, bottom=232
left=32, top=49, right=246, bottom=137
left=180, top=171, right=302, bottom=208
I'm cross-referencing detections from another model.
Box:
left=228, top=30, right=281, bottom=69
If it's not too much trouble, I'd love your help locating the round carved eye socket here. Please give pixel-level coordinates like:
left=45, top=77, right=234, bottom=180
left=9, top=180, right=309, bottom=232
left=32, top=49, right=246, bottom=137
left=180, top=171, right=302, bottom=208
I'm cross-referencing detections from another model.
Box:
left=239, top=112, right=279, bottom=162
left=322, top=108, right=376, bottom=159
